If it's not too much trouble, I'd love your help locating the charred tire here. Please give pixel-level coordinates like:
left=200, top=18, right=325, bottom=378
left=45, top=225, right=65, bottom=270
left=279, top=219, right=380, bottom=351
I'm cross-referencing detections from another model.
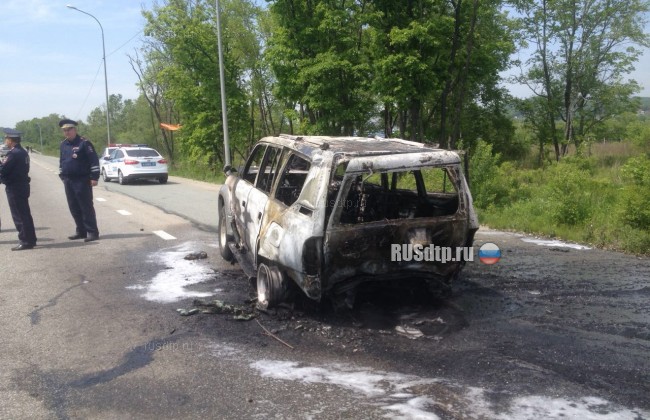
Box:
left=118, top=170, right=127, bottom=185
left=101, top=168, right=110, bottom=182
left=426, top=278, right=453, bottom=300
left=256, top=263, right=287, bottom=310
left=218, top=204, right=234, bottom=261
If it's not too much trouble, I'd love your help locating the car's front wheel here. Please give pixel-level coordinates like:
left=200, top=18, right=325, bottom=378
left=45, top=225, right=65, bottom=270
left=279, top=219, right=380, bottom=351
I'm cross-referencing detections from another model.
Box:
left=118, top=170, right=127, bottom=185
left=218, top=204, right=234, bottom=262
left=101, top=168, right=110, bottom=182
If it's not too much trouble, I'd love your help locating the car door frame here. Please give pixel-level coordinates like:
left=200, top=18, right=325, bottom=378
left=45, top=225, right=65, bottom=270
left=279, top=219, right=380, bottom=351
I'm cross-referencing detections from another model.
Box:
left=232, top=143, right=283, bottom=266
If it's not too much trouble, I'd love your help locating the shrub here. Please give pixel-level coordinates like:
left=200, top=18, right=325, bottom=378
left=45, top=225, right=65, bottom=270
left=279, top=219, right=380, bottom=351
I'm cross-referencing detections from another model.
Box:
left=620, top=155, right=650, bottom=186
left=617, top=155, right=650, bottom=230
left=468, top=140, right=510, bottom=210
left=618, top=185, right=650, bottom=230
left=546, top=163, right=594, bottom=226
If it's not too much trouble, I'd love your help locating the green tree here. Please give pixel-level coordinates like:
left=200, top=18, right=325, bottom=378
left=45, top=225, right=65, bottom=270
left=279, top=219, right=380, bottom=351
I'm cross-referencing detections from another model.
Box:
left=85, top=93, right=133, bottom=147
left=512, top=0, right=650, bottom=161
left=16, top=114, right=68, bottom=153
left=140, top=0, right=255, bottom=168
left=267, top=0, right=375, bottom=135
left=267, top=0, right=515, bottom=148
left=129, top=50, right=180, bottom=161
left=367, top=0, right=515, bottom=148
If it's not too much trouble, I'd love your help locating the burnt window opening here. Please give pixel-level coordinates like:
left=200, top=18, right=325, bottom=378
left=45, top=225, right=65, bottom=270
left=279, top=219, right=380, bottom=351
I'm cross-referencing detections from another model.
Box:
left=337, top=167, right=460, bottom=224
left=275, top=154, right=311, bottom=207
left=256, top=146, right=283, bottom=194
left=242, top=144, right=266, bottom=184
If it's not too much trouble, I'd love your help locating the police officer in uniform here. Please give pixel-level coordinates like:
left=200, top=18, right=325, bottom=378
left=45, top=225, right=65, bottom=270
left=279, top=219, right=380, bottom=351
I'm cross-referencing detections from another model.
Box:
left=0, top=129, right=37, bottom=250
left=58, top=119, right=100, bottom=242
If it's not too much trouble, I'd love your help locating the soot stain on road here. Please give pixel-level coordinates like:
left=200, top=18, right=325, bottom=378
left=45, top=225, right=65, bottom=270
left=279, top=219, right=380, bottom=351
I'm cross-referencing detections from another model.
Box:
left=29, top=278, right=88, bottom=326
left=68, top=333, right=192, bottom=389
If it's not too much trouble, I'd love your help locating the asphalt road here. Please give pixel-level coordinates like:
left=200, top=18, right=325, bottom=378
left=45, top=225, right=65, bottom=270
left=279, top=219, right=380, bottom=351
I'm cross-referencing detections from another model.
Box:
left=0, top=154, right=648, bottom=419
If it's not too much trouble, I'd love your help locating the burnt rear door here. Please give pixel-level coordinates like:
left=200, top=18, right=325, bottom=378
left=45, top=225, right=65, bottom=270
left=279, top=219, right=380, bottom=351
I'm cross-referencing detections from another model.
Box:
left=323, top=165, right=472, bottom=293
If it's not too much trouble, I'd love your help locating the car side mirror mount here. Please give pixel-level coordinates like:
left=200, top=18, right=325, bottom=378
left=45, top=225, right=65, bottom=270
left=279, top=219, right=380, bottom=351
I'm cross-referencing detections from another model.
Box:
left=224, top=164, right=237, bottom=175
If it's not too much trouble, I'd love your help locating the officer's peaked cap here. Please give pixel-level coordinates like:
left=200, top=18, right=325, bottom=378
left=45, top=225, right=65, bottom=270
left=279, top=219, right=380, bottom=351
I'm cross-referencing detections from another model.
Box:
left=3, top=128, right=22, bottom=140
left=59, top=119, right=78, bottom=129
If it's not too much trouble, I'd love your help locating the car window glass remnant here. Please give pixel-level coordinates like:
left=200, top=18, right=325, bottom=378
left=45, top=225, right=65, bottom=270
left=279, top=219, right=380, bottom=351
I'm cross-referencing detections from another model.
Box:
left=276, top=154, right=311, bottom=206
left=243, top=145, right=266, bottom=184
left=338, top=167, right=460, bottom=224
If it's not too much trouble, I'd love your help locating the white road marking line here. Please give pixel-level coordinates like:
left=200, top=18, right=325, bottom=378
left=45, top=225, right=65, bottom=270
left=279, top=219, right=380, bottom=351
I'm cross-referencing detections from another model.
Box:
left=117, top=210, right=132, bottom=216
left=96, top=197, right=107, bottom=202
left=153, top=230, right=176, bottom=240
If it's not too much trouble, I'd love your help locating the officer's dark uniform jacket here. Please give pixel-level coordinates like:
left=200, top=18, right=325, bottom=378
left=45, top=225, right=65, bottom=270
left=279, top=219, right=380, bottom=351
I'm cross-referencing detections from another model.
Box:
left=59, top=135, right=100, bottom=180
left=0, top=144, right=30, bottom=186
left=0, top=143, right=37, bottom=246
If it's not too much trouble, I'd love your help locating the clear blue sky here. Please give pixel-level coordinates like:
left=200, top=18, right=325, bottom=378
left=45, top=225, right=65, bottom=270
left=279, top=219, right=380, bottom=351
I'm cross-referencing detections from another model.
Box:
left=0, top=0, right=154, bottom=128
left=0, top=0, right=649, bottom=128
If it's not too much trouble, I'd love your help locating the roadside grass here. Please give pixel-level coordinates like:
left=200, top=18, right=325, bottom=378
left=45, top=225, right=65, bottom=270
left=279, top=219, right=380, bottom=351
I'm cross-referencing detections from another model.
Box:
left=169, top=160, right=226, bottom=184
left=471, top=140, right=650, bottom=255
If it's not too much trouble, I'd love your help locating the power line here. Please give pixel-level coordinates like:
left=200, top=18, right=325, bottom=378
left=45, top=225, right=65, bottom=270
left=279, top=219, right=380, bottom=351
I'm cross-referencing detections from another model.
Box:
left=73, top=60, right=103, bottom=121
left=107, top=30, right=143, bottom=57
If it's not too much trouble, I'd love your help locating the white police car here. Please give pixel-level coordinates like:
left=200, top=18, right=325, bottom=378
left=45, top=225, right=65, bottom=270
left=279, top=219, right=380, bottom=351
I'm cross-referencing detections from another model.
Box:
left=100, top=145, right=168, bottom=185
left=0, top=144, right=10, bottom=159
left=100, top=143, right=134, bottom=160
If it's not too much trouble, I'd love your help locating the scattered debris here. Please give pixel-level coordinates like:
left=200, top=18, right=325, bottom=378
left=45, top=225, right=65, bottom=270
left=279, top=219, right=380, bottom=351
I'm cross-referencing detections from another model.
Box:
left=256, top=319, right=294, bottom=349
left=177, top=308, right=199, bottom=316
left=191, top=299, right=257, bottom=321
left=184, top=251, right=208, bottom=260
left=234, top=313, right=256, bottom=321
left=395, top=325, right=424, bottom=339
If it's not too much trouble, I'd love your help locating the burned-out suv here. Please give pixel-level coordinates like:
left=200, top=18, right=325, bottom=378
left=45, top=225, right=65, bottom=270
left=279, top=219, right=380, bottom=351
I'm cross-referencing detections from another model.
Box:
left=218, top=135, right=478, bottom=309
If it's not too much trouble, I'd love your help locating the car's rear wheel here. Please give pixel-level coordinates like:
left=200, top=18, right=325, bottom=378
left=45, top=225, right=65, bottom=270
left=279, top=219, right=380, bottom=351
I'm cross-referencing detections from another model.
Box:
left=158, top=176, right=168, bottom=184
left=256, top=263, right=287, bottom=310
left=101, top=168, right=110, bottom=182
left=118, top=170, right=127, bottom=185
left=218, top=204, right=234, bottom=261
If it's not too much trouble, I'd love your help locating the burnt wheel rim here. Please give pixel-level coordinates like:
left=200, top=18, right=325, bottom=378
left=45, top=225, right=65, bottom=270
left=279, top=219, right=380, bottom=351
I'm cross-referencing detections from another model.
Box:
left=257, top=264, right=271, bottom=309
left=219, top=209, right=227, bottom=249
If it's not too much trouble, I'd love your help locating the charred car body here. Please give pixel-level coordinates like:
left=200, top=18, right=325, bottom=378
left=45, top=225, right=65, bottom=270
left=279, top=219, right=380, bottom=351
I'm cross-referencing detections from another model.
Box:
left=218, top=135, right=478, bottom=309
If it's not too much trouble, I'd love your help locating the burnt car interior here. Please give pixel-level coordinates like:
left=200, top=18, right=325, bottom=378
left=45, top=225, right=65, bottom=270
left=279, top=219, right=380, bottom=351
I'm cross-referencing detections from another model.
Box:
left=337, top=167, right=460, bottom=224
left=240, top=145, right=314, bottom=213
left=276, top=154, right=311, bottom=206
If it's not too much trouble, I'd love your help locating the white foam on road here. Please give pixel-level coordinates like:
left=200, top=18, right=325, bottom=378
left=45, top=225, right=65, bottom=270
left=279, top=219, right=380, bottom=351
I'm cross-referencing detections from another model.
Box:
left=127, top=241, right=215, bottom=303
left=521, top=237, right=591, bottom=250
left=242, top=356, right=648, bottom=419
